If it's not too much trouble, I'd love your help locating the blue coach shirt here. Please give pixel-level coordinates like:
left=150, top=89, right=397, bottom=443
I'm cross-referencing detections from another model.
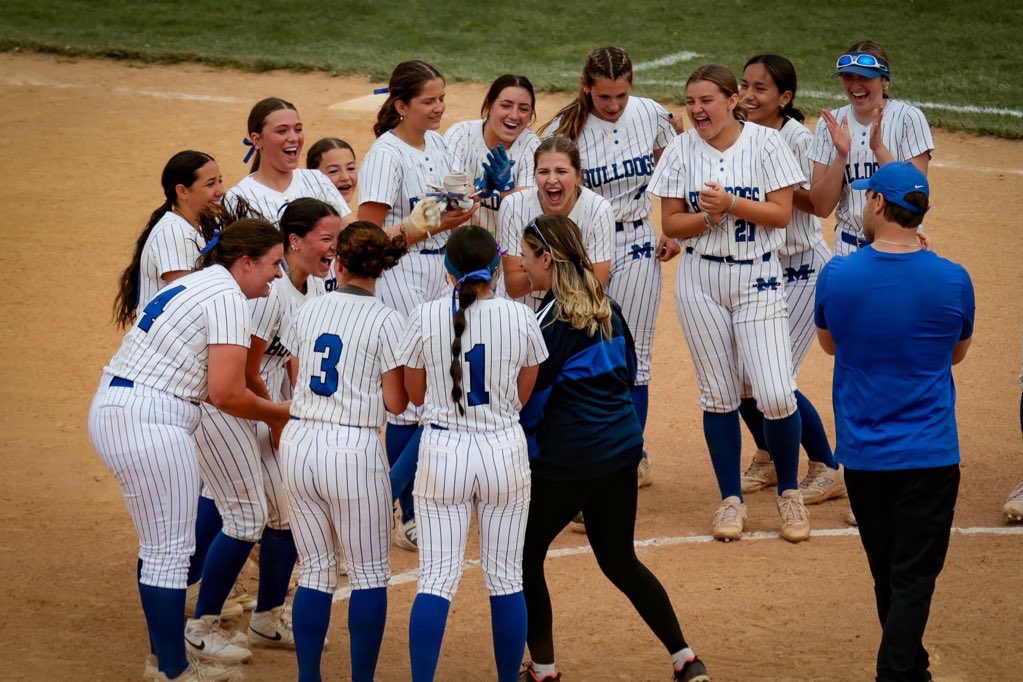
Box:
left=815, top=247, right=975, bottom=471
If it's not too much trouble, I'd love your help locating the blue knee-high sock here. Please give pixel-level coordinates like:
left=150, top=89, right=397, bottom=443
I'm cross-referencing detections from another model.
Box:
left=194, top=533, right=255, bottom=618
left=137, top=559, right=156, bottom=656
left=409, top=593, right=451, bottom=682
left=764, top=411, right=802, bottom=493
left=293, top=587, right=333, bottom=682
left=138, top=584, right=188, bottom=677
left=794, top=390, right=835, bottom=468
left=630, top=385, right=650, bottom=431
left=386, top=424, right=420, bottom=523
left=187, top=495, right=222, bottom=585
left=490, top=593, right=528, bottom=682
left=350, top=588, right=388, bottom=682
left=738, top=397, right=769, bottom=452
left=703, top=410, right=743, bottom=500
left=389, top=425, right=422, bottom=510
left=256, top=527, right=298, bottom=612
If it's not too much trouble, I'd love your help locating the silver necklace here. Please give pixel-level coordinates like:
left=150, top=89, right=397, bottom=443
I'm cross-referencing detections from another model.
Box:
left=874, top=238, right=920, bottom=250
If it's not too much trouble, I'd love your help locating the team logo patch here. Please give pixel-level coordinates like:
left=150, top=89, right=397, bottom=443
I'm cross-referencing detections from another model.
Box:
left=784, top=265, right=815, bottom=283
left=753, top=276, right=781, bottom=292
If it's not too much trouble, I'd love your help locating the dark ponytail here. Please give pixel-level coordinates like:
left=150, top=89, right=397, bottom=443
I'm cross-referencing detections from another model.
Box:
left=373, top=60, right=444, bottom=138
left=743, top=54, right=804, bottom=123
left=336, top=221, right=408, bottom=278
left=195, top=218, right=283, bottom=271
left=445, top=225, right=498, bottom=415
left=113, top=150, right=214, bottom=328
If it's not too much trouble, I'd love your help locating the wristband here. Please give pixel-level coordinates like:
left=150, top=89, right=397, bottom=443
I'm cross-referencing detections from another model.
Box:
left=727, top=194, right=738, bottom=214
left=702, top=211, right=713, bottom=229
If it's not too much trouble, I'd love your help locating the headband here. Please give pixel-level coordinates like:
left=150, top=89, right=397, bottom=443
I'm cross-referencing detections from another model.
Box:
left=445, top=254, right=500, bottom=316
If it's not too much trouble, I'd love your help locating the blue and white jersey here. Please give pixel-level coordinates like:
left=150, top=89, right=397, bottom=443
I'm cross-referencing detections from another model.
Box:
left=445, top=119, right=541, bottom=237
left=282, top=291, right=405, bottom=427
left=136, top=211, right=205, bottom=320
left=807, top=99, right=933, bottom=242
left=648, top=122, right=804, bottom=260
left=107, top=264, right=250, bottom=402
left=359, top=130, right=454, bottom=254
left=225, top=169, right=351, bottom=226
left=550, top=96, right=675, bottom=222
left=399, top=297, right=548, bottom=432
left=778, top=117, right=828, bottom=256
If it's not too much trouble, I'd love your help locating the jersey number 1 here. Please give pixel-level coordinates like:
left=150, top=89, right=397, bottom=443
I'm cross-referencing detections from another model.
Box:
left=310, top=333, right=343, bottom=397
left=464, top=344, right=490, bottom=407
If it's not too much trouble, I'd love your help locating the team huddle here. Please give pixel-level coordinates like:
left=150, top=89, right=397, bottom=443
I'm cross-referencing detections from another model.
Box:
left=86, top=39, right=996, bottom=682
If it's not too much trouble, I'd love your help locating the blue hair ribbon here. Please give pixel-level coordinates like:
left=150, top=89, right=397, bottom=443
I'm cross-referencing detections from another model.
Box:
left=372, top=87, right=389, bottom=95
left=446, top=254, right=501, bottom=316
left=199, top=228, right=222, bottom=256
left=242, top=138, right=255, bottom=164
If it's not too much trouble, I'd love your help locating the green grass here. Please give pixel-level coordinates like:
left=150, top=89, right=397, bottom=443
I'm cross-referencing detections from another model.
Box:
left=3, top=0, right=1021, bottom=137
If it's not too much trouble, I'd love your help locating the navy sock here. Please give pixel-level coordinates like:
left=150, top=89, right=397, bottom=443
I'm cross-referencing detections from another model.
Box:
left=389, top=425, right=422, bottom=515
left=764, top=411, right=802, bottom=493
left=194, top=533, right=255, bottom=618
left=137, top=559, right=156, bottom=656
left=138, top=584, right=187, bottom=677
left=256, top=527, right=298, bottom=612
left=293, top=587, right=332, bottom=682
left=187, top=495, right=222, bottom=586
left=795, top=390, right=835, bottom=468
left=702, top=410, right=743, bottom=500
left=630, top=385, right=650, bottom=431
left=386, top=424, right=420, bottom=523
left=350, top=588, right=388, bottom=682
left=738, top=397, right=769, bottom=452
left=490, top=592, right=528, bottom=682
left=409, top=593, right=451, bottom=681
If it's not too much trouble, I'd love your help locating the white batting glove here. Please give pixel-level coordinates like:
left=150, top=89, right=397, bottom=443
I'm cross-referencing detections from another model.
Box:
left=403, top=197, right=442, bottom=240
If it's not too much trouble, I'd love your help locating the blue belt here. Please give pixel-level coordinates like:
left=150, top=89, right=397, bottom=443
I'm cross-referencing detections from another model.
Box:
left=429, top=424, right=448, bottom=431
left=685, top=247, right=771, bottom=265
left=615, top=219, right=644, bottom=233
left=110, top=376, right=134, bottom=388
left=419, top=246, right=446, bottom=255
left=289, top=415, right=300, bottom=421
left=840, top=231, right=871, bottom=248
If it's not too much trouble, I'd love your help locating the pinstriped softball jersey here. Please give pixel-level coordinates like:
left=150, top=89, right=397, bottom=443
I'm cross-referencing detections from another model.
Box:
left=444, top=119, right=541, bottom=237
left=806, top=100, right=933, bottom=255
left=279, top=291, right=406, bottom=592
left=398, top=295, right=547, bottom=600
left=648, top=122, right=805, bottom=259
left=136, top=211, right=205, bottom=318
left=107, top=265, right=251, bottom=402
left=497, top=187, right=615, bottom=311
left=554, top=96, right=676, bottom=386
left=399, top=297, right=548, bottom=431
left=224, top=169, right=352, bottom=226
left=649, top=123, right=802, bottom=420
left=89, top=264, right=252, bottom=589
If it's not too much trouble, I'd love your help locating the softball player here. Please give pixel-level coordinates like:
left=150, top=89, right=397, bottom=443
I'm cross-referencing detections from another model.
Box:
left=648, top=64, right=810, bottom=543
left=280, top=221, right=409, bottom=682
left=444, top=74, right=541, bottom=237
left=400, top=225, right=548, bottom=682
left=516, top=214, right=708, bottom=682
left=498, top=135, right=614, bottom=312
left=359, top=60, right=474, bottom=550
left=736, top=55, right=844, bottom=504
left=307, top=137, right=359, bottom=206
left=90, top=219, right=290, bottom=681
left=807, top=40, right=934, bottom=256
left=540, top=46, right=680, bottom=486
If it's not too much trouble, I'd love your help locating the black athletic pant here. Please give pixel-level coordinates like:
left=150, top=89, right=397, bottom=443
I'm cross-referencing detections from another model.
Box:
left=522, top=461, right=686, bottom=664
left=846, top=464, right=960, bottom=682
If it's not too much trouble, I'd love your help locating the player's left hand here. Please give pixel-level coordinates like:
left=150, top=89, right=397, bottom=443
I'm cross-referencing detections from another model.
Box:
left=699, top=182, right=733, bottom=215
left=439, top=198, right=480, bottom=232
left=483, top=143, right=516, bottom=193
left=656, top=234, right=682, bottom=262
left=869, top=101, right=888, bottom=154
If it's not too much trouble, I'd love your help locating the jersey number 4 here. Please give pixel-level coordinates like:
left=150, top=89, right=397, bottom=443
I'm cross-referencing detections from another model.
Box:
left=138, top=285, right=186, bottom=333
left=310, top=333, right=343, bottom=397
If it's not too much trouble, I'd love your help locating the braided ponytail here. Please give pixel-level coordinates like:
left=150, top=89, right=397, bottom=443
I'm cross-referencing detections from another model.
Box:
left=449, top=285, right=479, bottom=415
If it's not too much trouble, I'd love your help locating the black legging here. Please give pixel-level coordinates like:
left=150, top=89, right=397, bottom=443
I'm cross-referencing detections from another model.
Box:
left=522, top=461, right=687, bottom=664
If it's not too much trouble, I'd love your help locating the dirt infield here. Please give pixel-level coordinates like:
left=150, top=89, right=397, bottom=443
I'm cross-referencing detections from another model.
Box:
left=1, top=53, right=1021, bottom=681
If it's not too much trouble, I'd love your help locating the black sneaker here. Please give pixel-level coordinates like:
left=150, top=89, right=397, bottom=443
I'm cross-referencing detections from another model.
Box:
left=673, top=656, right=710, bottom=682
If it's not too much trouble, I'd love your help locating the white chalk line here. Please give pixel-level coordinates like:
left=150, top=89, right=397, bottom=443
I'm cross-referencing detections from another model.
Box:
left=331, top=524, right=1022, bottom=602
left=634, top=52, right=702, bottom=71
left=931, top=160, right=1023, bottom=176
left=637, top=79, right=1023, bottom=118
left=0, top=75, right=245, bottom=103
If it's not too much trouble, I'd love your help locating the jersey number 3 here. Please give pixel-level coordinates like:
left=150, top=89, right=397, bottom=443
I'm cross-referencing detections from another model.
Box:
left=311, top=333, right=343, bottom=397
